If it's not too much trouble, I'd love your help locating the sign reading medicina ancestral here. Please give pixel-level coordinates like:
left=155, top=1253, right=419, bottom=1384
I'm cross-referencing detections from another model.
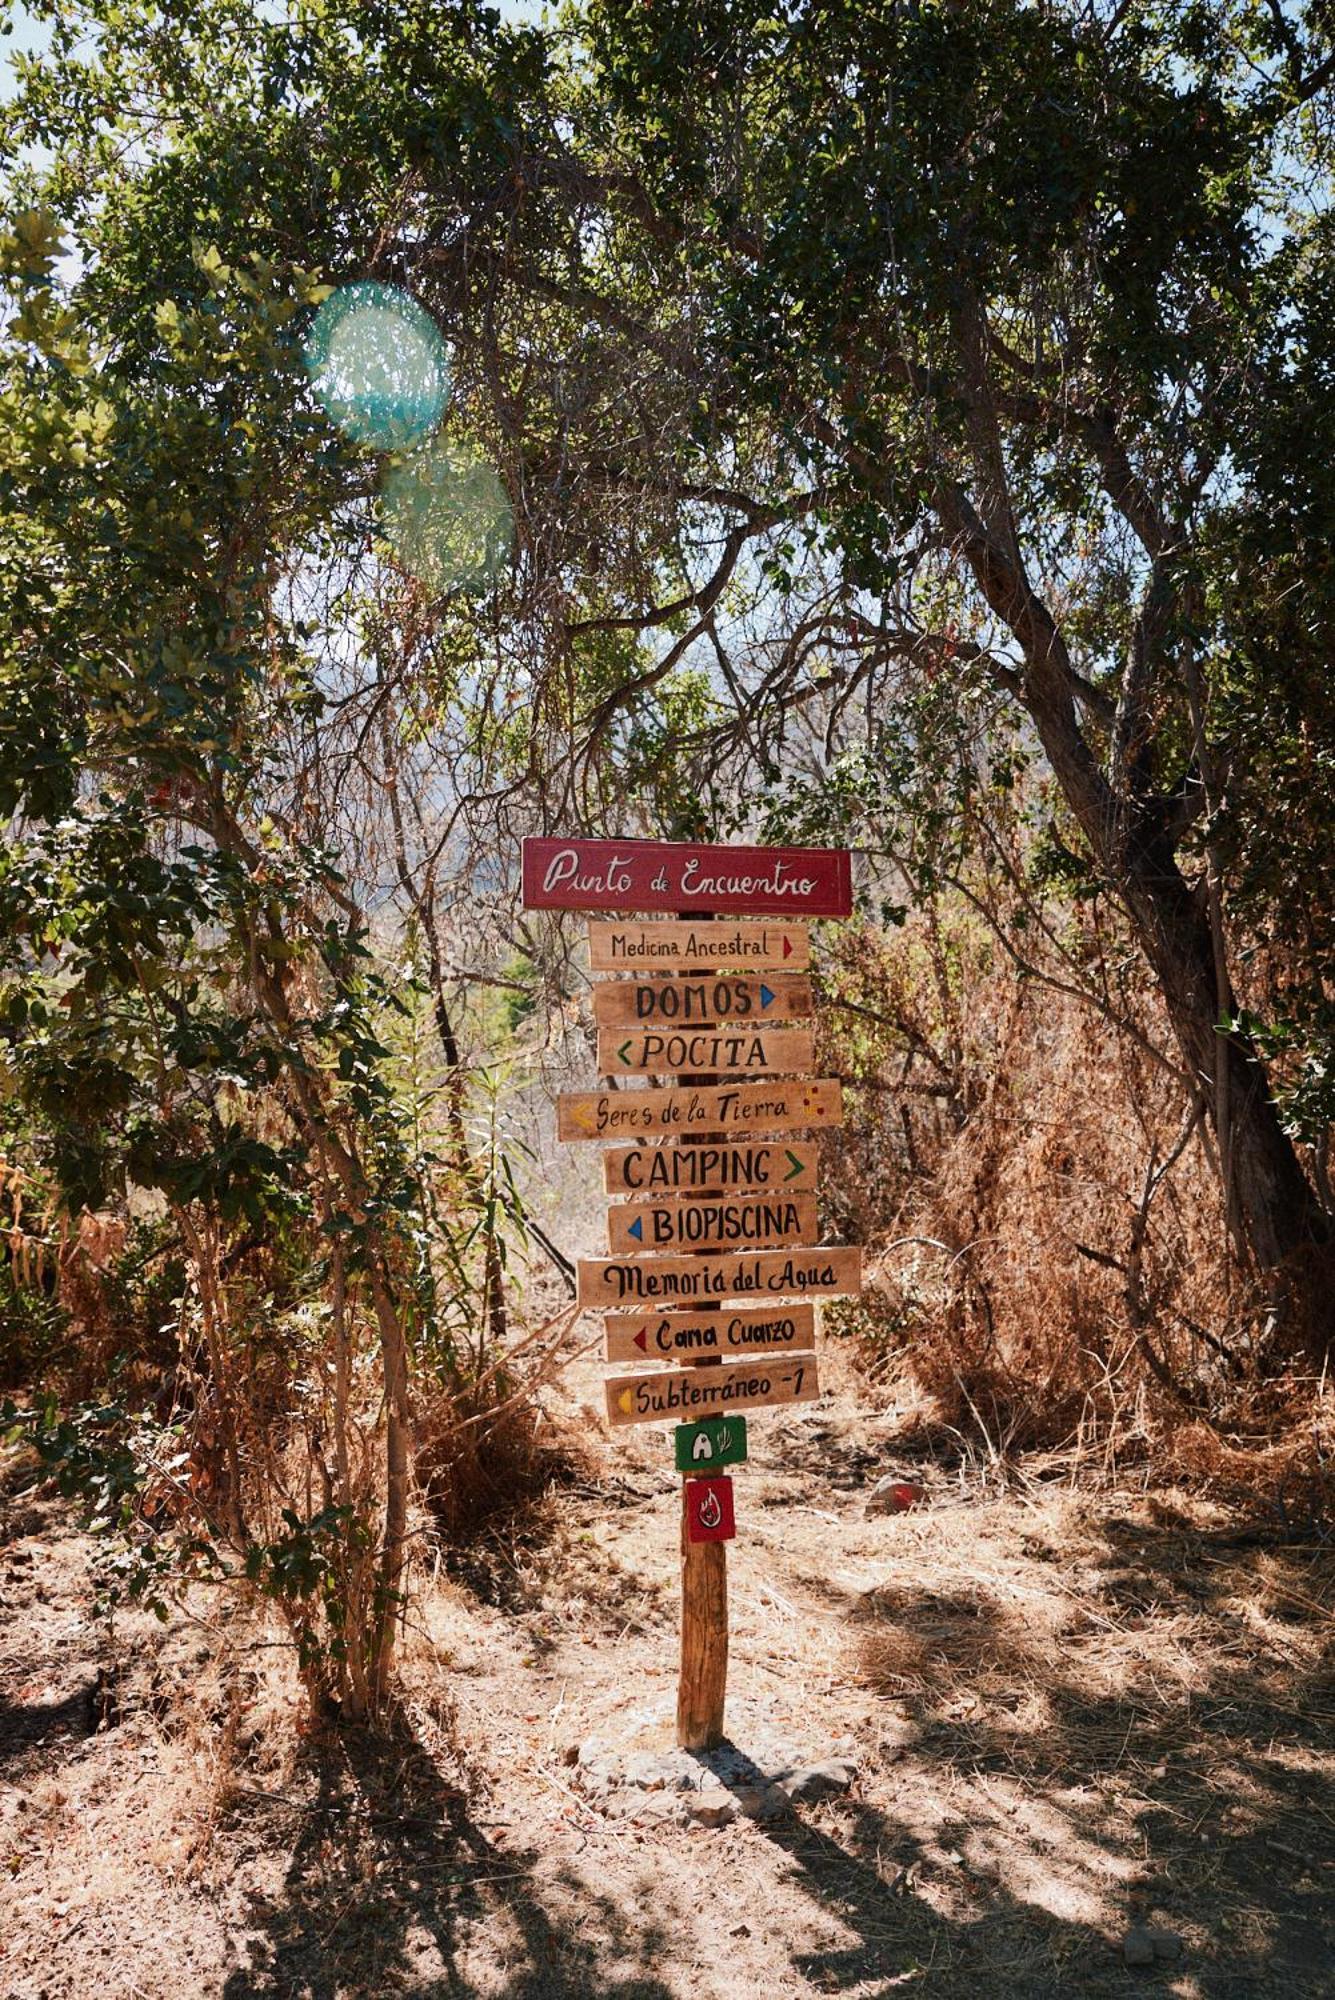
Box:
left=522, top=832, right=860, bottom=1753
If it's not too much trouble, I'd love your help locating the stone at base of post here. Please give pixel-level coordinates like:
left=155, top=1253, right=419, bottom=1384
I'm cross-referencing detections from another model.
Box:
left=677, top=1485, right=728, bottom=1750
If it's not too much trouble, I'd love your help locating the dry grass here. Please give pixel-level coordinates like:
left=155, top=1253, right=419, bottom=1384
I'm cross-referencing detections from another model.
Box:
left=413, top=1375, right=594, bottom=1544
left=820, top=910, right=1333, bottom=1501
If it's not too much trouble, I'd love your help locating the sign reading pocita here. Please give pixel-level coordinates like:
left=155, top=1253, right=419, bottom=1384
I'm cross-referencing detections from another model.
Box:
left=597, top=1025, right=816, bottom=1078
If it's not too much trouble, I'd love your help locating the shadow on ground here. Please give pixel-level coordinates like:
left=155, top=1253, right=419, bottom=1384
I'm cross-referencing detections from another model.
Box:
left=218, top=1709, right=681, bottom=1999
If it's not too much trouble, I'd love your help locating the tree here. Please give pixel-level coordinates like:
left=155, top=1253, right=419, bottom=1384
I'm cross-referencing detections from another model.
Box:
left=428, top=0, right=1334, bottom=1334
left=0, top=0, right=551, bottom=1707
left=5, top=0, right=1334, bottom=1384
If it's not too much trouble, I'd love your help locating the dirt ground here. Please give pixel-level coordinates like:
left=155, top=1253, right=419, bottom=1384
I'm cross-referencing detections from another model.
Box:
left=2, top=1346, right=1333, bottom=2000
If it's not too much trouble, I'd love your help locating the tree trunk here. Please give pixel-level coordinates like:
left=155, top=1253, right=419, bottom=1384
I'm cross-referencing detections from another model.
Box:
left=935, top=481, right=1330, bottom=1339
left=1117, top=828, right=1323, bottom=1275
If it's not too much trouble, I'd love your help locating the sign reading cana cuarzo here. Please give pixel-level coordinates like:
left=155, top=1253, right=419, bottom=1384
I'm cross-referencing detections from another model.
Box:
left=521, top=836, right=853, bottom=917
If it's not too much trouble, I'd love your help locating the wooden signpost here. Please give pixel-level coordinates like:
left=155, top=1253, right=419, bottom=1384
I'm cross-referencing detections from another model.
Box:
left=524, top=833, right=859, bottom=1752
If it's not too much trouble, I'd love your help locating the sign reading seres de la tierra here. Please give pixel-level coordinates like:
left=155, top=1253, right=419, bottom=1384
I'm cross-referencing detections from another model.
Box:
left=522, top=837, right=853, bottom=917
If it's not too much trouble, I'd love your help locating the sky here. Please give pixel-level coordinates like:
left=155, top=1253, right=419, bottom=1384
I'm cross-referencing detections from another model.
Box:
left=1, top=6, right=49, bottom=101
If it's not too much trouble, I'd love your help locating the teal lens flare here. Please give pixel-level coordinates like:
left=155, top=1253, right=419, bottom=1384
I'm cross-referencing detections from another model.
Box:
left=379, top=438, right=513, bottom=595
left=304, top=282, right=449, bottom=450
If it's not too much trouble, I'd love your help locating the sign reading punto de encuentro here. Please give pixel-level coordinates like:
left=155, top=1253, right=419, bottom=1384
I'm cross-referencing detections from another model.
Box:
left=522, top=835, right=860, bottom=1752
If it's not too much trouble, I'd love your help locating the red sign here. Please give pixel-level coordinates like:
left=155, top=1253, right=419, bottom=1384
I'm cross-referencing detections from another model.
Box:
left=685, top=1475, right=736, bottom=1544
left=521, top=838, right=852, bottom=917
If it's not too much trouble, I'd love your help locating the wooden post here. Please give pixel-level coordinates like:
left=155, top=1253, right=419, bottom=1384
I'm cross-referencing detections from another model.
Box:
left=675, top=914, right=728, bottom=1751
left=678, top=1499, right=728, bottom=1748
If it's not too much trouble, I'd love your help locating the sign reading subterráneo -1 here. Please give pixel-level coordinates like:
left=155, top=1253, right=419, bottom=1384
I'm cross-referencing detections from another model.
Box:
left=523, top=838, right=852, bottom=917
left=607, top=1356, right=819, bottom=1427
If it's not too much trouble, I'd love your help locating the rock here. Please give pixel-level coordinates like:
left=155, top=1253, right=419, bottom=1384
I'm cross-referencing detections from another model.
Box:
left=1147, top=1928, right=1182, bottom=1962
left=1123, top=1928, right=1156, bottom=1968
left=624, top=1751, right=668, bottom=1791
left=689, top=1797, right=738, bottom=1828
left=777, top=1758, right=858, bottom=1803
left=734, top=1783, right=789, bottom=1821
left=863, top=1477, right=926, bottom=1518
left=632, top=1795, right=689, bottom=1829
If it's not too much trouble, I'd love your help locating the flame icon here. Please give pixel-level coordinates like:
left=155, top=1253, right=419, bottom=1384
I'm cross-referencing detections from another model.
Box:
left=698, top=1488, right=723, bottom=1531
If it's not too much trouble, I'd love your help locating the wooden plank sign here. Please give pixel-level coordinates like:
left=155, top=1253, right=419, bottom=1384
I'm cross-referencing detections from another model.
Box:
left=592, top=973, right=812, bottom=1028
left=558, top=1078, right=842, bottom=1142
left=604, top=1303, right=816, bottom=1363
left=578, top=1246, right=862, bottom=1311
left=675, top=1417, right=748, bottom=1472
left=607, top=1191, right=818, bottom=1254
left=523, top=837, right=852, bottom=916
left=588, top=921, right=810, bottom=972
left=597, top=1026, right=816, bottom=1079
left=606, top=1355, right=820, bottom=1427
left=685, top=1476, right=736, bottom=1543
left=603, top=1139, right=819, bottom=1196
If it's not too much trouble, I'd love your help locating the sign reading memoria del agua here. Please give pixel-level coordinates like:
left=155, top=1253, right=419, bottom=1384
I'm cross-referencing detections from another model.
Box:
left=523, top=832, right=859, bottom=1752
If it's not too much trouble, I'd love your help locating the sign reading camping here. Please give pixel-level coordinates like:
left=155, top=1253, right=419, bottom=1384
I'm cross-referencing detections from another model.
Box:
left=602, top=1140, right=819, bottom=1195
left=522, top=837, right=852, bottom=917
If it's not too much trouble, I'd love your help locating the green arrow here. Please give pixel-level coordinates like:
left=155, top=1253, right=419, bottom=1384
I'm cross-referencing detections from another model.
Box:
left=783, top=1148, right=805, bottom=1181
left=617, top=1038, right=633, bottom=1065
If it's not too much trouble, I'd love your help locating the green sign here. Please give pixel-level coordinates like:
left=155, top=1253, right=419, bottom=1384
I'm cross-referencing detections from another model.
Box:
left=674, top=1415, right=749, bottom=1472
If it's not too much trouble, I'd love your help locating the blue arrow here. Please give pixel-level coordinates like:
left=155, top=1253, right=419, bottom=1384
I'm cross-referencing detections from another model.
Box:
left=760, top=983, right=776, bottom=1010
left=629, top=1216, right=643, bottom=1241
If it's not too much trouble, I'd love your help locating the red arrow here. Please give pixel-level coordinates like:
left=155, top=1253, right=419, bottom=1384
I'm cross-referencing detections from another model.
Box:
left=634, top=1329, right=647, bottom=1350
left=782, top=934, right=792, bottom=958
